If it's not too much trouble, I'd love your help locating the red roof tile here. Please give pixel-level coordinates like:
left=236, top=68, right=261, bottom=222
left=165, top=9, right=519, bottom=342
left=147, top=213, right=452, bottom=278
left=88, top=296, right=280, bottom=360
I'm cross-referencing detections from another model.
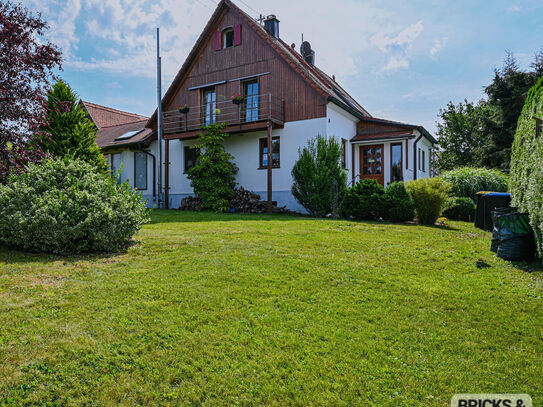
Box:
left=81, top=101, right=148, bottom=129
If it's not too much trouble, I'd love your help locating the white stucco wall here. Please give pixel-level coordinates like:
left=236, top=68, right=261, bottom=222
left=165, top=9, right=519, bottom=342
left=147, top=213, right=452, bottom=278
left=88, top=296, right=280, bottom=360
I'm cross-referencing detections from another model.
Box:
left=326, top=102, right=357, bottom=185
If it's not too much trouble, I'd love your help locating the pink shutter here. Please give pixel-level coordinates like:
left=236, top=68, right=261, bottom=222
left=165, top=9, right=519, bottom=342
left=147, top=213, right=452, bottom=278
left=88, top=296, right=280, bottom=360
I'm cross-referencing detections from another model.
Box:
left=214, top=30, right=221, bottom=51
left=234, top=24, right=242, bottom=46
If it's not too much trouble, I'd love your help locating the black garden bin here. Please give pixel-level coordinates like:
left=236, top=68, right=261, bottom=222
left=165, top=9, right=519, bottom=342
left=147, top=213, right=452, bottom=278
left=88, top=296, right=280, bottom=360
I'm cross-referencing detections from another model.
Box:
left=475, top=192, right=512, bottom=231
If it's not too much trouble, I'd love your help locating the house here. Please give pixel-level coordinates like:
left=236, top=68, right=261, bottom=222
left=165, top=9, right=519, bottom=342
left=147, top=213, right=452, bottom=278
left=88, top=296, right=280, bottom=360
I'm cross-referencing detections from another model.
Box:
left=92, top=0, right=437, bottom=212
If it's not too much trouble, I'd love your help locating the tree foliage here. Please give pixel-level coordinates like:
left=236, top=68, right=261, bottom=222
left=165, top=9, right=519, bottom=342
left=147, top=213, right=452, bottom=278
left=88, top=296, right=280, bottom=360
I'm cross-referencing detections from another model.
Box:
left=437, top=50, right=542, bottom=171
left=35, top=80, right=108, bottom=174
left=441, top=167, right=509, bottom=202
left=340, top=179, right=385, bottom=220
left=510, top=76, right=543, bottom=258
left=291, top=135, right=347, bottom=217
left=186, top=123, right=238, bottom=212
left=405, top=178, right=452, bottom=225
left=0, top=1, right=62, bottom=182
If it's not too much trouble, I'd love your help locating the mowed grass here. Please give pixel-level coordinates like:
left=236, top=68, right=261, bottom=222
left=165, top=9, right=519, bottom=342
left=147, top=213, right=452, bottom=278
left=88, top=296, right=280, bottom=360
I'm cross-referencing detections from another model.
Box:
left=0, top=211, right=542, bottom=406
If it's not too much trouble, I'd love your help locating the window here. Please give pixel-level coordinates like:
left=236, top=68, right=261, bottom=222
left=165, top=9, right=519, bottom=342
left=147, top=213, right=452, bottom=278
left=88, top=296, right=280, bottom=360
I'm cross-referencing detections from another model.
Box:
left=418, top=148, right=421, bottom=171
left=390, top=143, right=403, bottom=182
left=184, top=146, right=200, bottom=172
left=201, top=87, right=216, bottom=126
left=222, top=28, right=234, bottom=49
left=134, top=152, right=147, bottom=190
left=111, top=153, right=122, bottom=184
left=422, top=150, right=426, bottom=172
left=341, top=139, right=347, bottom=169
left=259, top=137, right=280, bottom=168
left=243, top=79, right=259, bottom=122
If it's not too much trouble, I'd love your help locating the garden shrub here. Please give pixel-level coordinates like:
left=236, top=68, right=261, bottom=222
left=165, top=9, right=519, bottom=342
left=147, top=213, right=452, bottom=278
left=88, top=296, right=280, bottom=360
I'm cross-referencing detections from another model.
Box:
left=405, top=178, right=452, bottom=225
left=443, top=197, right=476, bottom=222
left=291, top=135, right=347, bottom=217
left=383, top=182, right=415, bottom=222
left=510, top=76, right=543, bottom=258
left=186, top=123, right=238, bottom=212
left=0, top=158, right=150, bottom=254
left=441, top=166, right=508, bottom=201
left=340, top=179, right=385, bottom=220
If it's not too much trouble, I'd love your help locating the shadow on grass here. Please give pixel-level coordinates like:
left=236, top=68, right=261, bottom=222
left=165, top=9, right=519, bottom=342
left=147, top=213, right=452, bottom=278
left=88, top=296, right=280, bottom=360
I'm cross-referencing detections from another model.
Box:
left=510, top=259, right=543, bottom=273
left=0, top=242, right=133, bottom=265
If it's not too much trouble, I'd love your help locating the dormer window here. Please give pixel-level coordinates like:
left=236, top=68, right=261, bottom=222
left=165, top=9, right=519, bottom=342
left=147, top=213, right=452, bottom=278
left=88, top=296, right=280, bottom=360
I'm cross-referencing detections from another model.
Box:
left=222, top=28, right=234, bottom=49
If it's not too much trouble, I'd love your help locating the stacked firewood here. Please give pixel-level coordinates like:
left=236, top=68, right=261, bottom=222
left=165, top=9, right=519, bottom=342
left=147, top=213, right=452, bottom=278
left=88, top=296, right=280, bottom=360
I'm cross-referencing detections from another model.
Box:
left=178, top=187, right=297, bottom=214
left=179, top=196, right=203, bottom=212
left=230, top=187, right=296, bottom=214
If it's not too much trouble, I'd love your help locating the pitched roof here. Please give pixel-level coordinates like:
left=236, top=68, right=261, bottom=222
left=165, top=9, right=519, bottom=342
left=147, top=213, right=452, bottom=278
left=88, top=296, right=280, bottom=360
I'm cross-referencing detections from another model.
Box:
left=81, top=101, right=148, bottom=129
left=359, top=117, right=438, bottom=144
left=147, top=0, right=370, bottom=127
left=95, top=120, right=153, bottom=149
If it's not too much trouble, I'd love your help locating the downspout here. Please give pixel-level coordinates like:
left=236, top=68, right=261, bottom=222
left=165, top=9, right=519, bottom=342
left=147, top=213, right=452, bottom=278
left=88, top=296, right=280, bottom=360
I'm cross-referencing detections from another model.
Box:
left=165, top=139, right=170, bottom=209
left=413, top=134, right=423, bottom=180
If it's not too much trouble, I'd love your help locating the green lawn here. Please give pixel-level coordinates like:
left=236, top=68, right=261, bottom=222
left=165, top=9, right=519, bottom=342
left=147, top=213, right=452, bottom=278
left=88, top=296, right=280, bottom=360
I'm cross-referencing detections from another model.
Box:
left=0, top=211, right=542, bottom=406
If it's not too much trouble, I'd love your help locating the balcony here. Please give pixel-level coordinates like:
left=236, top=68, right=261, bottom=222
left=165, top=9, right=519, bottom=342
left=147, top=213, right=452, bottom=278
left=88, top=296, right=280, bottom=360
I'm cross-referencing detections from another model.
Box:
left=162, top=93, right=285, bottom=140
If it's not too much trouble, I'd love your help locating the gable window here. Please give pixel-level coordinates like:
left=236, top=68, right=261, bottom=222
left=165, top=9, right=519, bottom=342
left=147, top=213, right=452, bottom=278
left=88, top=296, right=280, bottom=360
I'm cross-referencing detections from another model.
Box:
left=259, top=137, right=280, bottom=168
left=243, top=79, right=259, bottom=122
left=222, top=28, right=234, bottom=49
left=111, top=153, right=122, bottom=184
left=341, top=139, right=347, bottom=169
left=391, top=143, right=403, bottom=182
left=184, top=146, right=200, bottom=172
left=201, top=87, right=216, bottom=126
left=134, top=152, right=147, bottom=190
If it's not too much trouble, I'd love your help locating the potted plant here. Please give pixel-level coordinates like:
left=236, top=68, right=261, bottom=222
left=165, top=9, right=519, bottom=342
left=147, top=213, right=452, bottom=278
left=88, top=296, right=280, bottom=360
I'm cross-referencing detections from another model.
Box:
left=231, top=92, right=243, bottom=105
left=178, top=104, right=190, bottom=114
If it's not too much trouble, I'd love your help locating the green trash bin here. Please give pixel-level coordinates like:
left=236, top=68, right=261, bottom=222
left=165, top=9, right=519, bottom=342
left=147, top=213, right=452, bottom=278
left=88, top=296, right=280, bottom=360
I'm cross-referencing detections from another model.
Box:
left=492, top=211, right=535, bottom=261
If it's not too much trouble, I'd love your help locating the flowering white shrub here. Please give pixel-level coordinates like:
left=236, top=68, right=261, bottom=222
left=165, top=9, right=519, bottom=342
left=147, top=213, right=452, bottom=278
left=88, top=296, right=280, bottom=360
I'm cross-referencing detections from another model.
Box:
left=0, top=158, right=150, bottom=254
left=441, top=167, right=509, bottom=201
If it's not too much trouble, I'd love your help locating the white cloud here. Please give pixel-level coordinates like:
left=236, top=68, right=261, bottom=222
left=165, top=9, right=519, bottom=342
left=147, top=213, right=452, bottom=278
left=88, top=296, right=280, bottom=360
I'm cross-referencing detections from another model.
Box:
left=430, top=37, right=448, bottom=58
left=370, top=20, right=424, bottom=72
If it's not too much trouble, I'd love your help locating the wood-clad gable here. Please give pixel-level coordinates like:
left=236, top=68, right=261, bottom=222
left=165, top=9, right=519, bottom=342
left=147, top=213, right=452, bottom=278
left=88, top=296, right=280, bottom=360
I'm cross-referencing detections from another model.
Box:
left=153, top=3, right=327, bottom=132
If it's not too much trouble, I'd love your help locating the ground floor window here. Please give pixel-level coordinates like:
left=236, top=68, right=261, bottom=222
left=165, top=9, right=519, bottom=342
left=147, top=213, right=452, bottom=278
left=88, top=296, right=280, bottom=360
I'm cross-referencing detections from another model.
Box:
left=134, top=152, right=147, bottom=190
left=422, top=149, right=426, bottom=172
left=390, top=143, right=403, bottom=182
left=184, top=146, right=200, bottom=172
left=259, top=137, right=280, bottom=168
left=111, top=153, right=122, bottom=184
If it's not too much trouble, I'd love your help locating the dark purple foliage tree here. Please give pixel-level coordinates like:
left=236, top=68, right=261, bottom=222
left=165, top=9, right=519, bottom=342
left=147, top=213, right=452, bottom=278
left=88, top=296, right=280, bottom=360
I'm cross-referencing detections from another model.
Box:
left=0, top=1, right=62, bottom=182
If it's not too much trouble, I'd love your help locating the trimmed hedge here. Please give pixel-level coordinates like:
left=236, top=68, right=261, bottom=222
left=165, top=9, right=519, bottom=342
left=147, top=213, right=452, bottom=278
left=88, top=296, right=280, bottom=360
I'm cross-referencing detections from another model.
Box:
left=340, top=179, right=385, bottom=220
left=441, top=167, right=508, bottom=202
left=510, top=76, right=543, bottom=258
left=0, top=158, right=150, bottom=254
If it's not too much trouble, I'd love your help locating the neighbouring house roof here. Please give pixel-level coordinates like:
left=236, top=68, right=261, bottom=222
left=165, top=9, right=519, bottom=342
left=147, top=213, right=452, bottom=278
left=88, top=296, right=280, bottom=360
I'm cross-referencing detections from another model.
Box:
left=147, top=0, right=370, bottom=128
left=95, top=120, right=153, bottom=149
left=81, top=101, right=148, bottom=129
left=80, top=101, right=153, bottom=149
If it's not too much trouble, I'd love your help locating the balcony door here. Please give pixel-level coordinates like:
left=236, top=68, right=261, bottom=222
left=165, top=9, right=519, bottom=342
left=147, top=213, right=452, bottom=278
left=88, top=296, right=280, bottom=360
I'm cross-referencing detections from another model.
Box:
left=360, top=144, right=384, bottom=186
left=243, top=79, right=259, bottom=122
left=201, top=87, right=216, bottom=126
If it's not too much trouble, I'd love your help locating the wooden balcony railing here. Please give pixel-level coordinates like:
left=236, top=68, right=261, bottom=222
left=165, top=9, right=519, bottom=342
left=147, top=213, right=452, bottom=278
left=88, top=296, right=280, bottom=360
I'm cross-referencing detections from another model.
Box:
left=162, top=93, right=284, bottom=137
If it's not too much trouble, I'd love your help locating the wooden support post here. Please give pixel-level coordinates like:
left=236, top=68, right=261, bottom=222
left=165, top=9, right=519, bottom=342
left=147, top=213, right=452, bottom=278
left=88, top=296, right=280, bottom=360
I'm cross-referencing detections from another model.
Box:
left=267, top=121, right=272, bottom=214
left=165, top=139, right=170, bottom=209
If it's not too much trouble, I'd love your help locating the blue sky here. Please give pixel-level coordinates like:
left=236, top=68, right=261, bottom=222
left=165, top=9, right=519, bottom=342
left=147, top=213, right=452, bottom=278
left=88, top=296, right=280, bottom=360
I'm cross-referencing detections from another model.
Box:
left=23, top=0, right=543, bottom=134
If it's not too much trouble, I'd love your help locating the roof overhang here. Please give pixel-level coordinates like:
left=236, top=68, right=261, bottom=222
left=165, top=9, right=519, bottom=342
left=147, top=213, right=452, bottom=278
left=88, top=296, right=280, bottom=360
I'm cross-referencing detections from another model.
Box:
left=350, top=134, right=415, bottom=144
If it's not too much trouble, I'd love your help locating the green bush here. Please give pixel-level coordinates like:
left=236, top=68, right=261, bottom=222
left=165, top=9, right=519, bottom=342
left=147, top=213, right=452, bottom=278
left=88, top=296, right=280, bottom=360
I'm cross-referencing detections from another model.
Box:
left=340, top=179, right=385, bottom=220
left=383, top=182, right=415, bottom=222
left=0, top=158, right=150, bottom=254
left=186, top=123, right=238, bottom=212
left=405, top=178, right=452, bottom=225
left=291, top=135, right=347, bottom=217
left=441, top=167, right=508, bottom=201
left=510, top=76, right=543, bottom=258
left=443, top=197, right=476, bottom=222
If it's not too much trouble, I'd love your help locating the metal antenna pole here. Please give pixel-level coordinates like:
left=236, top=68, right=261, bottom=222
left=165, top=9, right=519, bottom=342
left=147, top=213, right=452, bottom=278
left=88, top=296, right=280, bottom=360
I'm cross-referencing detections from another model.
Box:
left=156, top=28, right=163, bottom=209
